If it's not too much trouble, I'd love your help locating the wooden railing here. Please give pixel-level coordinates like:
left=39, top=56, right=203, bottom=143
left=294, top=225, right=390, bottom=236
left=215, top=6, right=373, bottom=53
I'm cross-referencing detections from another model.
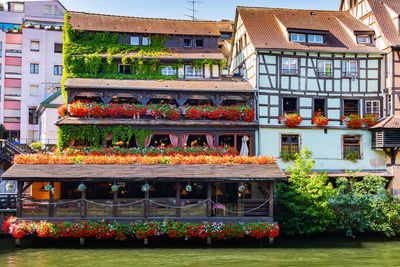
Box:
left=0, top=193, right=17, bottom=212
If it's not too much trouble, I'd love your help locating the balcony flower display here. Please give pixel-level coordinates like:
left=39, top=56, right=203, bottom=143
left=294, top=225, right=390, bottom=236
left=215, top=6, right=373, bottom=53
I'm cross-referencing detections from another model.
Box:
left=57, top=104, right=68, bottom=118
left=278, top=113, right=303, bottom=128
left=311, top=112, right=329, bottom=127
left=363, top=114, right=378, bottom=127
left=63, top=102, right=255, bottom=122
left=341, top=114, right=363, bottom=129
left=344, top=152, right=360, bottom=163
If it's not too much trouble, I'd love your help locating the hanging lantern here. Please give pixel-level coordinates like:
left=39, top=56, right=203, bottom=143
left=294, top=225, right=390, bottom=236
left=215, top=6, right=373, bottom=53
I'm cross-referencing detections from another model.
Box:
left=238, top=184, right=246, bottom=193
left=111, top=184, right=119, bottom=192
left=5, top=183, right=13, bottom=191
left=78, top=183, right=86, bottom=192
left=185, top=184, right=192, bottom=192
left=141, top=184, right=150, bottom=192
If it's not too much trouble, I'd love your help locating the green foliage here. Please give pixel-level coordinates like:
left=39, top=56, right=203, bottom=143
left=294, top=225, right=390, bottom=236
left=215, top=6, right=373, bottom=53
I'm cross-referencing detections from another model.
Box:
left=84, top=53, right=102, bottom=74
left=133, top=129, right=153, bottom=149
left=331, top=172, right=398, bottom=238
left=275, top=147, right=335, bottom=235
left=280, top=152, right=297, bottom=162
left=344, top=152, right=360, bottom=163
left=102, top=125, right=136, bottom=145
left=0, top=124, right=5, bottom=138
left=29, top=142, right=43, bottom=152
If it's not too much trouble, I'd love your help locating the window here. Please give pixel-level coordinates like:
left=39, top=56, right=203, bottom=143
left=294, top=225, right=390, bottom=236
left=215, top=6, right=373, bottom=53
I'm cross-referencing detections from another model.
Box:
left=142, top=37, right=150, bottom=46
left=281, top=135, right=300, bottom=154
left=29, top=108, right=38, bottom=125
left=343, top=135, right=361, bottom=159
left=55, top=6, right=64, bottom=16
left=0, top=64, right=2, bottom=79
left=343, top=99, right=359, bottom=116
left=161, top=66, right=177, bottom=76
left=350, top=0, right=358, bottom=8
left=130, top=37, right=139, bottom=46
left=282, top=58, right=298, bottom=75
left=29, top=85, right=39, bottom=96
left=308, top=35, right=324, bottom=43
left=30, top=41, right=40, bottom=52
left=10, top=2, right=24, bottom=12
left=386, top=53, right=391, bottom=77
left=54, top=43, right=63, bottom=53
left=388, top=95, right=392, bottom=115
left=314, top=99, right=326, bottom=115
left=195, top=39, right=203, bottom=48
left=357, top=35, right=371, bottom=44
left=290, top=33, right=306, bottom=43
left=366, top=100, right=380, bottom=117
left=317, top=60, right=332, bottom=77
left=184, top=39, right=192, bottom=48
left=30, top=63, right=39, bottom=74
left=282, top=97, right=297, bottom=114
left=44, top=5, right=52, bottom=14
left=185, top=65, right=203, bottom=78
left=221, top=33, right=231, bottom=38
left=118, top=64, right=131, bottom=75
left=53, top=65, right=63, bottom=75
left=342, top=60, right=358, bottom=77
left=0, top=42, right=2, bottom=57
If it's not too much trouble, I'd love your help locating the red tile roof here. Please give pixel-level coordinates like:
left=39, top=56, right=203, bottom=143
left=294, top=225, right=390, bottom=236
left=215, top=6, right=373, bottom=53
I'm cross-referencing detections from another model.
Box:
left=371, top=115, right=400, bottom=129
left=236, top=7, right=381, bottom=53
left=68, top=11, right=221, bottom=36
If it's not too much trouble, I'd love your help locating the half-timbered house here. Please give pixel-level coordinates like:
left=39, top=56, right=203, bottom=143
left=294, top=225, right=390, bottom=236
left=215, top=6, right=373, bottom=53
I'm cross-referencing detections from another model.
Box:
left=230, top=7, right=389, bottom=178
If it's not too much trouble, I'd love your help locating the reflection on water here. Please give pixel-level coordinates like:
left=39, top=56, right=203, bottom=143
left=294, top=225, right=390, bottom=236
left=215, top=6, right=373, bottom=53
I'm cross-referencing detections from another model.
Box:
left=1, top=236, right=400, bottom=267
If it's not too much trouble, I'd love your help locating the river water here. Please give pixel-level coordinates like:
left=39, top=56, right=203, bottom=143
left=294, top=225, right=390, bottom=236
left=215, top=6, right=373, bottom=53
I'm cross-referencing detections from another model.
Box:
left=1, top=236, right=400, bottom=266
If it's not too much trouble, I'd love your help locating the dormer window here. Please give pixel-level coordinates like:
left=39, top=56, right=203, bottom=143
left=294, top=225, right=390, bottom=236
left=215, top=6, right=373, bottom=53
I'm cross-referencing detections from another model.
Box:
left=308, top=35, right=324, bottom=44
left=290, top=33, right=306, bottom=43
left=195, top=39, right=203, bottom=48
left=357, top=35, right=371, bottom=44
left=184, top=39, right=192, bottom=48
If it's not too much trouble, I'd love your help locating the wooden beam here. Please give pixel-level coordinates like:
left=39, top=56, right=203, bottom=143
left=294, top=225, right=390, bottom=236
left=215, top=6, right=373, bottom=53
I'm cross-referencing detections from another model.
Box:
left=48, top=182, right=54, bottom=217
left=22, top=182, right=33, bottom=194
left=176, top=182, right=181, bottom=217
left=80, top=190, right=86, bottom=218
left=16, top=181, right=23, bottom=217
left=207, top=182, right=212, bottom=217
left=113, top=185, right=118, bottom=217
left=144, top=189, right=150, bottom=218
left=269, top=181, right=274, bottom=219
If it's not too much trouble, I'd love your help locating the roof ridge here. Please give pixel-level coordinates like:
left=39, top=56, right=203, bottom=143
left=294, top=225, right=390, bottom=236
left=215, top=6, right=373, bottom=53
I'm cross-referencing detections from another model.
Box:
left=69, top=11, right=222, bottom=23
left=236, top=6, right=345, bottom=13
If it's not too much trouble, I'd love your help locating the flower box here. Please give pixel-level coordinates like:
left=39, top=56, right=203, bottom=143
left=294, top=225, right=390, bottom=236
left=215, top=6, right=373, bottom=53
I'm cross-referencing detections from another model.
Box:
left=311, top=112, right=329, bottom=127
left=341, top=114, right=363, bottom=129
left=278, top=113, right=303, bottom=127
left=344, top=152, right=360, bottom=162
left=363, top=114, right=378, bottom=127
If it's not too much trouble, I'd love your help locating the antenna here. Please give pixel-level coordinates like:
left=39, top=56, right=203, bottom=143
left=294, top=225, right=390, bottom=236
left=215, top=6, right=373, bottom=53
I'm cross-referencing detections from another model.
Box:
left=184, top=0, right=202, bottom=21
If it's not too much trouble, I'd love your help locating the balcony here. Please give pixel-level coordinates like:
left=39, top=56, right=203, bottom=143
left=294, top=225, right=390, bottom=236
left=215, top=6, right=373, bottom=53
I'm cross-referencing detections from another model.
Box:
left=4, top=72, right=21, bottom=79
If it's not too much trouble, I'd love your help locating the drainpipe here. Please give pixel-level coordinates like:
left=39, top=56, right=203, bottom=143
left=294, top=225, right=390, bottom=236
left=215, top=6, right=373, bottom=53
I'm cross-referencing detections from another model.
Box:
left=256, top=50, right=261, bottom=156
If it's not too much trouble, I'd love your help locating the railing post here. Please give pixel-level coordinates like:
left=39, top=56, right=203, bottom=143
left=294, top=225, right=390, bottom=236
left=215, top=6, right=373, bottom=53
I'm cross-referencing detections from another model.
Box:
left=80, top=189, right=86, bottom=218
left=112, top=183, right=118, bottom=217
left=48, top=182, right=55, bottom=217
left=207, top=182, right=212, bottom=217
left=144, top=189, right=150, bottom=218
left=16, top=181, right=23, bottom=217
left=269, top=181, right=274, bottom=220
left=176, top=182, right=181, bottom=217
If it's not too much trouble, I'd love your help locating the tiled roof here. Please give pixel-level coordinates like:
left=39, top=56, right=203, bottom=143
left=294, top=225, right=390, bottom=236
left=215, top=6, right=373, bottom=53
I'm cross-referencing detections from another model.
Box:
left=217, top=20, right=234, bottom=33
left=68, top=11, right=221, bottom=36
left=237, top=7, right=381, bottom=53
left=98, top=51, right=225, bottom=60
left=64, top=78, right=255, bottom=92
left=366, top=0, right=400, bottom=47
left=371, top=115, right=400, bottom=129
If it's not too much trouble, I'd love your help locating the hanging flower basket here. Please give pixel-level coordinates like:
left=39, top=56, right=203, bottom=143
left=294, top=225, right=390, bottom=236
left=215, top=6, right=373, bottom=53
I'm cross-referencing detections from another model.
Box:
left=141, top=184, right=150, bottom=192
left=341, top=114, right=363, bottom=129
left=279, top=113, right=303, bottom=127
left=311, top=112, right=329, bottom=127
left=58, top=104, right=68, bottom=118
left=111, top=184, right=119, bottom=192
left=238, top=184, right=246, bottom=193
left=185, top=184, right=192, bottom=192
left=363, top=114, right=378, bottom=127
left=77, top=183, right=86, bottom=192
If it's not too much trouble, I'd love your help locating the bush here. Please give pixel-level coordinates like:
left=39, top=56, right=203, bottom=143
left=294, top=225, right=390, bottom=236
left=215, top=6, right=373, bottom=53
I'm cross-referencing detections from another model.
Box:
left=275, top=147, right=335, bottom=235
left=29, top=141, right=43, bottom=152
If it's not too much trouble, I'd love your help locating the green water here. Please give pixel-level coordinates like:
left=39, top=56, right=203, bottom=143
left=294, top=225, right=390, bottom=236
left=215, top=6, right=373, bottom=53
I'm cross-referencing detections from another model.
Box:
left=1, top=237, right=400, bottom=267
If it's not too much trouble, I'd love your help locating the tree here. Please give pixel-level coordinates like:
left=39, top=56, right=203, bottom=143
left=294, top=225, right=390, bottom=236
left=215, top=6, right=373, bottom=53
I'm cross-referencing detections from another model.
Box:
left=275, top=147, right=335, bottom=235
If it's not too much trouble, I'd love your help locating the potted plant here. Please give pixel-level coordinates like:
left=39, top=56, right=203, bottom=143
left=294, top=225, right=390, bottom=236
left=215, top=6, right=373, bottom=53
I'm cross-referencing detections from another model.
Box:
left=312, top=112, right=329, bottom=127
left=280, top=152, right=297, bottom=162
left=344, top=152, right=359, bottom=163
left=341, top=114, right=363, bottom=129
left=279, top=113, right=303, bottom=127
left=363, top=113, right=378, bottom=127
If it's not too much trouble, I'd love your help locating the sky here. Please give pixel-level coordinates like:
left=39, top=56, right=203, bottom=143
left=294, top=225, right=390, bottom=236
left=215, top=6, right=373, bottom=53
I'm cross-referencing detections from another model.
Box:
left=57, top=0, right=340, bottom=21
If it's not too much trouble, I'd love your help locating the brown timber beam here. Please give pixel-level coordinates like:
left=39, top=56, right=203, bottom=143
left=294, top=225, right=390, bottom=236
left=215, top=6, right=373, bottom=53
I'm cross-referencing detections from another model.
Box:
left=80, top=189, right=86, bottom=218
left=207, top=182, right=212, bottom=217
left=16, top=181, right=23, bottom=217
left=269, top=181, right=274, bottom=220
left=176, top=182, right=181, bottom=217
left=48, top=182, right=54, bottom=217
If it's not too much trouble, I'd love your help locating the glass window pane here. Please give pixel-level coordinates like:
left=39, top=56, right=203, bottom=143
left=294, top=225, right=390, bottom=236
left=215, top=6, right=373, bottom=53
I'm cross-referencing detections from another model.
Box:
left=130, top=37, right=139, bottom=46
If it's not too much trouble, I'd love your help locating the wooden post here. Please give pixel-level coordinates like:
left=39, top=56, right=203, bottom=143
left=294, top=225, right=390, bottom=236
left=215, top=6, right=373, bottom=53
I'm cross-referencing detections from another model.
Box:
left=176, top=182, right=181, bottom=217
left=80, top=190, right=86, bottom=218
left=207, top=182, right=212, bottom=217
left=48, top=182, right=54, bottom=217
left=269, top=181, right=274, bottom=220
left=16, top=181, right=23, bottom=217
left=113, top=184, right=118, bottom=217
left=144, top=189, right=150, bottom=218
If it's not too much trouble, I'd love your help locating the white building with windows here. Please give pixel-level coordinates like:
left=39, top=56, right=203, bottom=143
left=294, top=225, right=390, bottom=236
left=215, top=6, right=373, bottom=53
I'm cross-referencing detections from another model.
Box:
left=0, top=0, right=65, bottom=143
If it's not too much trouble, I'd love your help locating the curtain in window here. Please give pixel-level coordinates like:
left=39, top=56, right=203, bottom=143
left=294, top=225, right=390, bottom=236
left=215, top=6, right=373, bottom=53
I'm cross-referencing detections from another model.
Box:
left=206, top=134, right=215, bottom=148
left=240, top=136, right=249, bottom=156
left=144, top=134, right=152, bottom=148
left=181, top=134, right=189, bottom=146
left=169, top=135, right=179, bottom=146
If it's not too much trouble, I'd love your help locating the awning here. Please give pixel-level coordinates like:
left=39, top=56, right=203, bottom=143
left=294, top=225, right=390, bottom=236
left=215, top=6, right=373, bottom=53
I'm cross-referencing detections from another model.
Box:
left=2, top=164, right=287, bottom=182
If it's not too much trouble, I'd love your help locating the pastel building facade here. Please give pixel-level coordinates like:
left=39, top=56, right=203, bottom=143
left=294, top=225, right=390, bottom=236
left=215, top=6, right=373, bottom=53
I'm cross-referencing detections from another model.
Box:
left=230, top=7, right=389, bottom=179
left=0, top=0, right=65, bottom=144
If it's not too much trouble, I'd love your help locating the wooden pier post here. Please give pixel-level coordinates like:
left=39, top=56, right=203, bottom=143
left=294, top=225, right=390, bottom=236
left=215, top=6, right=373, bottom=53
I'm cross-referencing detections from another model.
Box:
left=112, top=184, right=118, bottom=217
left=144, top=189, right=150, bottom=218
left=207, top=182, right=212, bottom=217
left=16, top=181, right=23, bottom=217
left=80, top=190, right=86, bottom=218
left=269, top=181, right=274, bottom=220
left=176, top=182, right=181, bottom=217
left=48, top=182, right=55, bottom=217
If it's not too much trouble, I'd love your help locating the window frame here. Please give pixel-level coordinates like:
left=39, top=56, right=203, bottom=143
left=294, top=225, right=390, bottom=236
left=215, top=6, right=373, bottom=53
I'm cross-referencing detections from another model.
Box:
left=342, top=135, right=362, bottom=159
left=130, top=36, right=140, bottom=46
left=313, top=98, right=327, bottom=116
left=142, top=37, right=150, bottom=46
left=280, top=134, right=301, bottom=155
left=183, top=38, right=193, bottom=48
left=29, top=85, right=39, bottom=96
left=357, top=35, right=371, bottom=44
left=161, top=66, right=177, bottom=76
left=308, top=34, right=324, bottom=44
left=30, top=41, right=40, bottom=52
left=290, top=33, right=306, bottom=43
left=30, top=63, right=39, bottom=74
left=281, top=96, right=299, bottom=115
left=365, top=100, right=381, bottom=118
left=118, top=64, right=131, bottom=75
left=281, top=57, right=299, bottom=76
left=342, top=60, right=358, bottom=78
left=342, top=99, right=360, bottom=116
left=195, top=39, right=204, bottom=48
left=54, top=43, right=63, bottom=53
left=53, top=65, right=63, bottom=76
left=28, top=108, right=38, bottom=125
left=184, top=65, right=204, bottom=79
left=317, top=59, right=333, bottom=78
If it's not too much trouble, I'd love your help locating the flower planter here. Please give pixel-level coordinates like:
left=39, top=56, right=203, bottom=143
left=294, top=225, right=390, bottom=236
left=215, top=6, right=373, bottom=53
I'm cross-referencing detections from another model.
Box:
left=279, top=113, right=303, bottom=127
left=364, top=114, right=378, bottom=127
left=312, top=112, right=329, bottom=127
left=341, top=114, right=363, bottom=129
